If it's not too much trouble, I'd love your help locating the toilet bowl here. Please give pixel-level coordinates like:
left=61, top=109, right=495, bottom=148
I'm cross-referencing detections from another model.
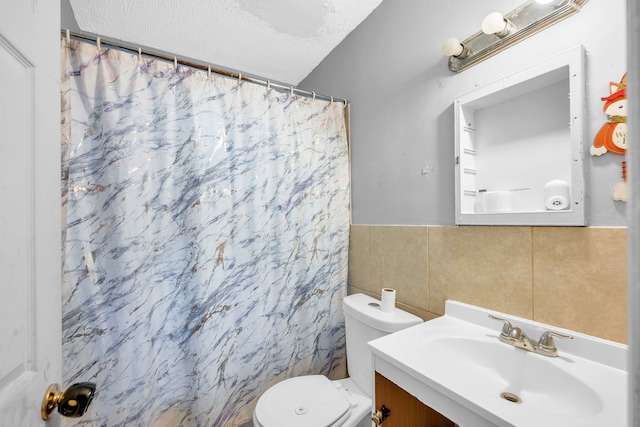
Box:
left=252, top=293, right=423, bottom=427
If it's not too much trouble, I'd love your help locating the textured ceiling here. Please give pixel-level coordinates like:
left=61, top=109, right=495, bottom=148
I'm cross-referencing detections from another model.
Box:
left=69, top=0, right=383, bottom=85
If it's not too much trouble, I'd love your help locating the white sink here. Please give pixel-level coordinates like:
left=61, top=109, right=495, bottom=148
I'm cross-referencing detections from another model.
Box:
left=369, top=301, right=628, bottom=427
left=423, top=335, right=603, bottom=418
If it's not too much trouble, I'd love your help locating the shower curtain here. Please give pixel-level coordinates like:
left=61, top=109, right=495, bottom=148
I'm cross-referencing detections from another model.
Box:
left=61, top=38, right=350, bottom=427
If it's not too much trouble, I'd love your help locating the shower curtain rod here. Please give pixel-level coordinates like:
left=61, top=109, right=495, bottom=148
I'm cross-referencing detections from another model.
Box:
left=61, top=29, right=348, bottom=105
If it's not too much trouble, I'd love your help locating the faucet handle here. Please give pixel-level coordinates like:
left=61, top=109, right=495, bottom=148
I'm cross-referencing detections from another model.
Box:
left=535, top=330, right=573, bottom=357
left=488, top=315, right=513, bottom=338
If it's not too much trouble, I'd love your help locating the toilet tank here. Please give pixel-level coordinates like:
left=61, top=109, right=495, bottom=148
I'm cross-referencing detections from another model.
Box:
left=343, top=293, right=422, bottom=396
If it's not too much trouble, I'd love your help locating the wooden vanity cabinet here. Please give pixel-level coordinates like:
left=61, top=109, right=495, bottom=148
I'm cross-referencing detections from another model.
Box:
left=374, top=372, right=456, bottom=427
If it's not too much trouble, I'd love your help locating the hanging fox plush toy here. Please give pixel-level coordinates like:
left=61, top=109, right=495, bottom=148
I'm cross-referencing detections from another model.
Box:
left=591, top=73, right=627, bottom=201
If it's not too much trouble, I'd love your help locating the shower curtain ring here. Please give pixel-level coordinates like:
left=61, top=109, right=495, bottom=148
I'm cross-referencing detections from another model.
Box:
left=312, top=91, right=316, bottom=100
left=238, top=72, right=242, bottom=83
left=96, top=37, right=101, bottom=51
left=66, top=29, right=70, bottom=43
left=174, top=57, right=178, bottom=69
left=330, top=96, right=334, bottom=103
left=266, top=80, right=271, bottom=91
left=208, top=66, right=211, bottom=79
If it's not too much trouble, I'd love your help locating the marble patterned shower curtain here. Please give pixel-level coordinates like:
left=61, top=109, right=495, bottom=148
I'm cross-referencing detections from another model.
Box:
left=60, top=38, right=350, bottom=427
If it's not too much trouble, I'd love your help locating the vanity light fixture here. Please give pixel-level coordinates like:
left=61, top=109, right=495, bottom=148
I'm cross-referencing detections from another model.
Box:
left=443, top=0, right=589, bottom=72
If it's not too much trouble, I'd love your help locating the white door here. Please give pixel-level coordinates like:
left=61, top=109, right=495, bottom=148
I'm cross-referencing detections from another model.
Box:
left=0, top=0, right=62, bottom=426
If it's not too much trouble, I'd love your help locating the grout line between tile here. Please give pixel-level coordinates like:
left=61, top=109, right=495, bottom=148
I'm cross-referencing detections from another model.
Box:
left=531, top=227, right=535, bottom=320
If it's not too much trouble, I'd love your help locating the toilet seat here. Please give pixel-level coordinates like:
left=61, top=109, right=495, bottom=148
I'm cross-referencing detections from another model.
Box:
left=254, top=375, right=352, bottom=427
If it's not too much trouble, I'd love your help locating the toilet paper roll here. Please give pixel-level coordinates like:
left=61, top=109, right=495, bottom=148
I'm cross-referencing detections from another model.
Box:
left=484, top=191, right=512, bottom=213
left=544, top=179, right=570, bottom=210
left=474, top=191, right=486, bottom=213
left=381, top=288, right=396, bottom=313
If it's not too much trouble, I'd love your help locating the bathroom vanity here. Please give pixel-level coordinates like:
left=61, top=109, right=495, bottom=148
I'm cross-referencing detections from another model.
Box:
left=369, top=301, right=627, bottom=427
left=374, top=372, right=455, bottom=426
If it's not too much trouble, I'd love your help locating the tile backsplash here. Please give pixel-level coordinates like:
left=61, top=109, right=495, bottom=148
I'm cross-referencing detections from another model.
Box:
left=349, top=225, right=628, bottom=343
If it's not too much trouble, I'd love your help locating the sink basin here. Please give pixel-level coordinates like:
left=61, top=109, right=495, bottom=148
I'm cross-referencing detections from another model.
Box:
left=424, top=336, right=603, bottom=418
left=369, top=301, right=628, bottom=427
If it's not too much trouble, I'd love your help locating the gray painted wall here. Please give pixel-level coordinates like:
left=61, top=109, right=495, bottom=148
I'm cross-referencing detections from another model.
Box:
left=301, top=0, right=628, bottom=226
left=61, top=0, right=80, bottom=31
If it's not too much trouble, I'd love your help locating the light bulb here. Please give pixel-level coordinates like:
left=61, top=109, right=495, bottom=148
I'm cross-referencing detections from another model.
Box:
left=481, top=12, right=508, bottom=35
left=442, top=37, right=464, bottom=57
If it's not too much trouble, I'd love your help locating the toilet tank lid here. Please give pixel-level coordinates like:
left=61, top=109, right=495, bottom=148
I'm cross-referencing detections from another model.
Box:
left=343, top=293, right=423, bottom=333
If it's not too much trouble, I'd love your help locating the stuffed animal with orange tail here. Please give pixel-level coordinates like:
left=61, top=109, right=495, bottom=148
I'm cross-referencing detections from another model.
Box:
left=591, top=73, right=627, bottom=201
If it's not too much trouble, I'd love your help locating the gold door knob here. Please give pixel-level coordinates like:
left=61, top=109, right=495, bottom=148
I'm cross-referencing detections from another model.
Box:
left=41, top=382, right=96, bottom=420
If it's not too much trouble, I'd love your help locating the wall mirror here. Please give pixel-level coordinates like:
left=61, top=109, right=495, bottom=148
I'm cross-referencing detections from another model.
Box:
left=454, top=45, right=586, bottom=226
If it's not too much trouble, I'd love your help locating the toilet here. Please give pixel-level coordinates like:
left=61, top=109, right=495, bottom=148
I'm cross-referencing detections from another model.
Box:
left=253, top=293, right=423, bottom=427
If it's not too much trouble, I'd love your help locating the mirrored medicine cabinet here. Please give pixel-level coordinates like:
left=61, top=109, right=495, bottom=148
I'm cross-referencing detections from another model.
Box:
left=454, top=45, right=586, bottom=226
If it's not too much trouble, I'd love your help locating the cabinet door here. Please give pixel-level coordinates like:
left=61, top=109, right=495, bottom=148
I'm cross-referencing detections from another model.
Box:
left=375, top=373, right=456, bottom=427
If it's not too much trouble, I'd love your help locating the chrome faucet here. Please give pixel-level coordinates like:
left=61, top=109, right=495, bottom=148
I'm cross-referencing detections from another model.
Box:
left=489, top=315, right=573, bottom=357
